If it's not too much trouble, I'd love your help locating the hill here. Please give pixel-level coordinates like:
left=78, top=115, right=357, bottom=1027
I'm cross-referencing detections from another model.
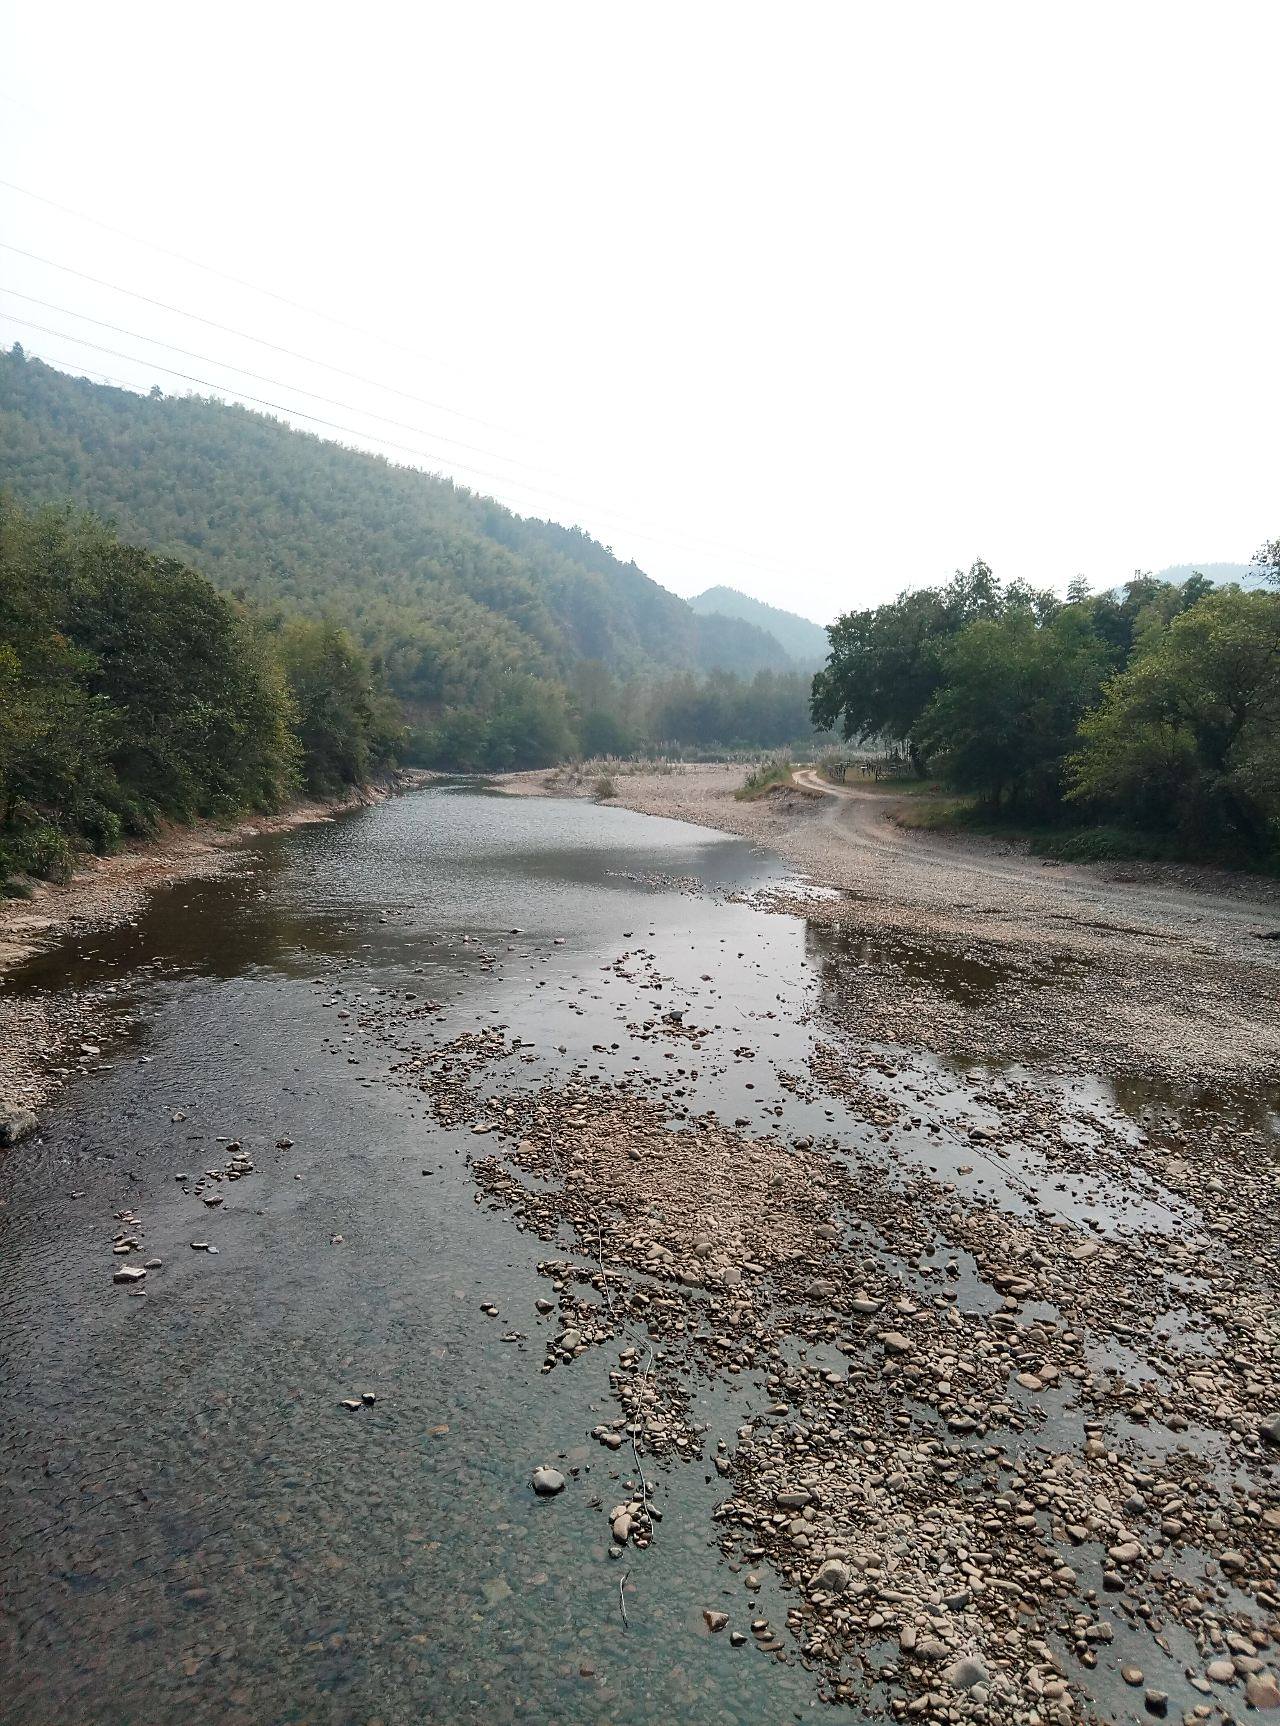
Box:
left=0, top=349, right=795, bottom=719
left=690, top=584, right=829, bottom=666
left=1154, top=561, right=1268, bottom=591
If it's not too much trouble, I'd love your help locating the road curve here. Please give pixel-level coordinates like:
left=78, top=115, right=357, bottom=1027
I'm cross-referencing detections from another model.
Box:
left=788, top=766, right=1280, bottom=953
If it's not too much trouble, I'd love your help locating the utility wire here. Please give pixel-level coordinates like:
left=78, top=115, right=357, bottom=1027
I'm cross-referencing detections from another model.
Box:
left=0, top=232, right=839, bottom=590
left=0, top=172, right=510, bottom=423
left=0, top=239, right=515, bottom=434
left=1, top=319, right=813, bottom=578
left=0, top=309, right=830, bottom=588
left=0, top=286, right=559, bottom=480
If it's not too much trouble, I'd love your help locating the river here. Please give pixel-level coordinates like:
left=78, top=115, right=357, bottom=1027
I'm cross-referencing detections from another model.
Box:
left=1, top=787, right=1274, bottom=1726
left=0, top=788, right=843, bottom=1725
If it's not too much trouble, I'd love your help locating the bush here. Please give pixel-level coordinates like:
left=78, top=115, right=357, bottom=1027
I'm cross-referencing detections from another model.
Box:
left=593, top=775, right=617, bottom=801
left=735, top=756, right=793, bottom=800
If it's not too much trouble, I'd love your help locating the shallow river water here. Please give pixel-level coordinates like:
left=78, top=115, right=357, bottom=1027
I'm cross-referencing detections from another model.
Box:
left=0, top=789, right=1263, bottom=1726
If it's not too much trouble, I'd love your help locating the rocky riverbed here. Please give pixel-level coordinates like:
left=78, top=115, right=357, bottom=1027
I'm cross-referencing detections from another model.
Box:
left=1, top=784, right=1276, bottom=1725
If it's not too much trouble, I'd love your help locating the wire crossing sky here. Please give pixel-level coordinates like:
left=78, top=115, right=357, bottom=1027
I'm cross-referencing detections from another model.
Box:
left=1, top=1, right=1276, bottom=621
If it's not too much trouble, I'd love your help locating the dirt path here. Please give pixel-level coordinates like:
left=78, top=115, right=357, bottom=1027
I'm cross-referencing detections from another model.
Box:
left=788, top=766, right=1280, bottom=942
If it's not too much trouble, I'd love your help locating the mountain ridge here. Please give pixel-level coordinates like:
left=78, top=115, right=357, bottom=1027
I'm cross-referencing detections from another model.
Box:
left=0, top=349, right=797, bottom=707
left=690, top=583, right=830, bottom=666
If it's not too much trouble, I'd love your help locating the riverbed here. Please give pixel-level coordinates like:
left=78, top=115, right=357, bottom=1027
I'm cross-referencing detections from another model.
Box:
left=1, top=787, right=1277, bottom=1726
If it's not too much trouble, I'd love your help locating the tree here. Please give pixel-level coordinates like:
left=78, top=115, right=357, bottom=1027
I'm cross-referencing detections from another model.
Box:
left=916, top=608, right=1110, bottom=812
left=810, top=562, right=1055, bottom=771
left=1068, top=588, right=1280, bottom=855
left=1253, top=539, right=1280, bottom=587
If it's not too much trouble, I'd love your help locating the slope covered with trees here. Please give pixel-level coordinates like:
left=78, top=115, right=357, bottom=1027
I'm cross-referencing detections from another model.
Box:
left=0, top=348, right=814, bottom=764
left=814, top=552, right=1280, bottom=865
left=0, top=501, right=401, bottom=889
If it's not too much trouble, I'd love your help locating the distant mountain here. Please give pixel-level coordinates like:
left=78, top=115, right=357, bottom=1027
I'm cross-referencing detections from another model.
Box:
left=1155, top=562, right=1267, bottom=589
left=0, top=350, right=796, bottom=717
left=690, top=585, right=829, bottom=666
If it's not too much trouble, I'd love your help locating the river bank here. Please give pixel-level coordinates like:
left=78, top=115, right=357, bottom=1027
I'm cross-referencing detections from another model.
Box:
left=497, top=764, right=1280, bottom=1090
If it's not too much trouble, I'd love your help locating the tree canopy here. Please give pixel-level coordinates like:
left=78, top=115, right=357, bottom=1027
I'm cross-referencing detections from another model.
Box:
left=813, top=559, right=1280, bottom=862
left=0, top=501, right=400, bottom=888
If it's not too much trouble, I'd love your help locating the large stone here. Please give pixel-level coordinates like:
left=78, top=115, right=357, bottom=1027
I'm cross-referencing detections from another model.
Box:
left=531, top=1466, right=565, bottom=1496
left=810, top=1557, right=852, bottom=1595
left=0, top=1107, right=38, bottom=1148
left=944, top=1655, right=988, bottom=1691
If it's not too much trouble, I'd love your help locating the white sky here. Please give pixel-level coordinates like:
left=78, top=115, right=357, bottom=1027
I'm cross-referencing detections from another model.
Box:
left=1, top=1, right=1276, bottom=624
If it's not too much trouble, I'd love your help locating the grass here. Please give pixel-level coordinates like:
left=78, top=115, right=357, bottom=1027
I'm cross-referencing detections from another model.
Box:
left=592, top=774, right=617, bottom=802
left=734, top=757, right=796, bottom=801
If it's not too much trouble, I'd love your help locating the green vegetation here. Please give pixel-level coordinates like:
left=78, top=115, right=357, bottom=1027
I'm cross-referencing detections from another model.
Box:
left=814, top=557, right=1280, bottom=867
left=0, top=348, right=834, bottom=764
left=0, top=501, right=399, bottom=891
left=592, top=775, right=618, bottom=802
left=735, top=757, right=795, bottom=801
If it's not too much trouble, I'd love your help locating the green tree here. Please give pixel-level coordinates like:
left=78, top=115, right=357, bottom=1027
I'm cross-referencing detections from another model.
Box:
left=1068, top=589, right=1280, bottom=855
left=810, top=562, right=1054, bottom=771
left=916, top=608, right=1110, bottom=812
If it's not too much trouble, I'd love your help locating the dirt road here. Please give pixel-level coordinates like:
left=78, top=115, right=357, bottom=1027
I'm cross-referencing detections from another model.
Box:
left=787, top=766, right=1280, bottom=948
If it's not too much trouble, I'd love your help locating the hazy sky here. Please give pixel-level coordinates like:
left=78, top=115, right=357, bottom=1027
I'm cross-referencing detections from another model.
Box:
left=1, top=1, right=1276, bottom=623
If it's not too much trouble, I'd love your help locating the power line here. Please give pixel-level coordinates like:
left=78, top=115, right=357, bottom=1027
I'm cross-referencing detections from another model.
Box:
left=0, top=311, right=587, bottom=496
left=0, top=234, right=840, bottom=588
left=0, top=322, right=806, bottom=578
left=0, top=286, right=560, bottom=481
left=0, top=308, right=832, bottom=587
left=0, top=239, right=514, bottom=435
left=0, top=171, right=501, bottom=411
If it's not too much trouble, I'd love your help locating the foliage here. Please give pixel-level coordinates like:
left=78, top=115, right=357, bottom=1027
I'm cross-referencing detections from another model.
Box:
left=1068, top=588, right=1280, bottom=856
left=810, top=561, right=1053, bottom=770
left=0, top=501, right=399, bottom=890
left=0, top=349, right=808, bottom=769
left=277, top=617, right=403, bottom=794
left=916, top=608, right=1111, bottom=812
left=816, top=554, right=1280, bottom=864
left=592, top=775, right=617, bottom=802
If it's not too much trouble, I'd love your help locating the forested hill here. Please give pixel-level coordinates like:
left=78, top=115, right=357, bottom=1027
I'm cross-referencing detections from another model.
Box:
left=0, top=350, right=792, bottom=703
left=690, top=585, right=830, bottom=666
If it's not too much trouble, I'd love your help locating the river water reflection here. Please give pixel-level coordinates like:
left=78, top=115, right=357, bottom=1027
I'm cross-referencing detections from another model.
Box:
left=1, top=790, right=845, bottom=1726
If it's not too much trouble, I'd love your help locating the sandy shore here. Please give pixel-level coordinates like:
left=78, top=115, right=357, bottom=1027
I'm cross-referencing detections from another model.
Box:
left=497, top=764, right=1280, bottom=1089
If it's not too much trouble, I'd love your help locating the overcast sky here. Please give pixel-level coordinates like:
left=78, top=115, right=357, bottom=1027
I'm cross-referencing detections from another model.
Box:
left=1, top=1, right=1276, bottom=623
